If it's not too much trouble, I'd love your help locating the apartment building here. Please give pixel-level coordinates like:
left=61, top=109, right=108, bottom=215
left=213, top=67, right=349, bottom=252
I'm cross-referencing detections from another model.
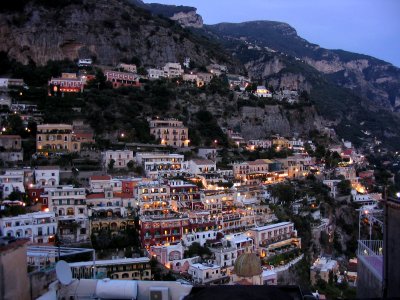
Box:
left=34, top=166, right=60, bottom=187
left=248, top=222, right=301, bottom=258
left=102, top=150, right=134, bottom=170
left=47, top=186, right=88, bottom=243
left=149, top=119, right=189, bottom=148
left=135, top=152, right=187, bottom=178
left=36, top=124, right=81, bottom=154
left=70, top=257, right=151, bottom=280
left=0, top=212, right=57, bottom=244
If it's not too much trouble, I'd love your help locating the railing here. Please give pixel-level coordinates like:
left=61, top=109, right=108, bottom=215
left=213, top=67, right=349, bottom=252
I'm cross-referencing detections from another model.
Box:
left=357, top=240, right=383, bottom=257
left=357, top=240, right=383, bottom=281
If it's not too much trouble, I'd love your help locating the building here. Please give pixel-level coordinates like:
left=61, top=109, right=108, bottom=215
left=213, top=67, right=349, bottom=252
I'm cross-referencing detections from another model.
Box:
left=163, top=63, right=184, bottom=78
left=232, top=253, right=263, bottom=285
left=188, top=263, right=224, bottom=284
left=135, top=181, right=171, bottom=215
left=310, top=257, right=339, bottom=285
left=149, top=119, right=189, bottom=147
left=0, top=212, right=57, bottom=244
left=69, top=257, right=151, bottom=280
left=135, top=152, right=187, bottom=178
left=147, top=68, right=166, bottom=80
left=105, top=70, right=140, bottom=88
left=102, top=150, right=134, bottom=170
left=0, top=135, right=23, bottom=162
left=255, top=86, right=272, bottom=98
left=47, top=186, right=88, bottom=243
left=36, top=124, right=81, bottom=154
left=189, top=159, right=216, bottom=175
left=0, top=170, right=25, bottom=199
left=247, top=139, right=272, bottom=151
left=233, top=159, right=273, bottom=180
left=383, top=197, right=400, bottom=298
left=48, top=73, right=84, bottom=94
left=117, top=63, right=137, bottom=73
left=34, top=166, right=60, bottom=187
left=0, top=239, right=30, bottom=300
left=248, top=222, right=300, bottom=258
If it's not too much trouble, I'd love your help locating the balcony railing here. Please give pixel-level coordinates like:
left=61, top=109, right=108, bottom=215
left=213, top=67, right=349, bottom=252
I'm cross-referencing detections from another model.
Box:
left=357, top=240, right=383, bottom=281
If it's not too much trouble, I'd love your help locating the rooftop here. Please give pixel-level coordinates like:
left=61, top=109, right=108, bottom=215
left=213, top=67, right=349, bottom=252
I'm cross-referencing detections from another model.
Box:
left=69, top=257, right=150, bottom=268
left=250, top=222, right=292, bottom=232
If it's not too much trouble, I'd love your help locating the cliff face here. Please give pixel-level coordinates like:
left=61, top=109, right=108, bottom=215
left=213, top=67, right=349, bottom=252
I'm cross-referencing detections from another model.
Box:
left=233, top=105, right=322, bottom=139
left=0, top=0, right=220, bottom=66
left=170, top=11, right=203, bottom=28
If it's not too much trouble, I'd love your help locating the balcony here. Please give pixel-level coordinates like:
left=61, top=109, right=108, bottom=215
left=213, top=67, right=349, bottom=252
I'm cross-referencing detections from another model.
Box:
left=357, top=240, right=383, bottom=282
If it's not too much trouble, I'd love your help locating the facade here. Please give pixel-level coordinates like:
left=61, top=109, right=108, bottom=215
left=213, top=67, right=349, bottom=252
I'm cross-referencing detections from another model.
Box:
left=188, top=263, right=223, bottom=284
left=70, top=257, right=151, bottom=280
left=255, top=86, right=272, bottom=98
left=0, top=170, right=25, bottom=199
left=310, top=257, right=339, bottom=285
left=233, top=159, right=273, bottom=180
left=0, top=239, right=30, bottom=300
left=36, top=124, right=81, bottom=154
left=248, top=222, right=300, bottom=258
left=117, top=63, right=137, bottom=73
left=0, top=212, right=57, bottom=244
left=188, top=159, right=216, bottom=175
left=34, top=166, right=60, bottom=187
left=48, top=73, right=84, bottom=93
left=0, top=135, right=21, bottom=150
left=163, top=63, right=184, bottom=78
left=47, top=186, right=88, bottom=243
left=102, top=150, right=134, bottom=170
left=147, top=68, right=166, bottom=80
left=135, top=152, right=187, bottom=178
left=149, top=119, right=189, bottom=147
left=105, top=70, right=140, bottom=88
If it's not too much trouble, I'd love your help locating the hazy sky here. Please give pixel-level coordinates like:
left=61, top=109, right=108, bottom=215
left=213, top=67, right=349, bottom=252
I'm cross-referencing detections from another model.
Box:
left=144, top=0, right=400, bottom=67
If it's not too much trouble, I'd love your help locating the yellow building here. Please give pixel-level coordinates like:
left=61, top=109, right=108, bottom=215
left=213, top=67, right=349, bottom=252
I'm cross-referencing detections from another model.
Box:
left=36, top=124, right=81, bottom=154
left=149, top=119, right=189, bottom=147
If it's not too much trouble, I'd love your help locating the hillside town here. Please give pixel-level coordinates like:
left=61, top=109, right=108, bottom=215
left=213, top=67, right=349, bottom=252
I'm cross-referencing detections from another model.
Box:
left=1, top=56, right=396, bottom=299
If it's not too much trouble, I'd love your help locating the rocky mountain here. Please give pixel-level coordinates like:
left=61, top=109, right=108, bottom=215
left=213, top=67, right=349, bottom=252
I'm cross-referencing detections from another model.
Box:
left=128, top=0, right=203, bottom=28
left=206, top=21, right=400, bottom=111
left=0, top=0, right=223, bottom=67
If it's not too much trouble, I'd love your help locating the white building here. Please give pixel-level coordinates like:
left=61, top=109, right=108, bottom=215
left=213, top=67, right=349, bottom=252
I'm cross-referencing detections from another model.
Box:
left=117, top=63, right=137, bottom=73
left=210, top=245, right=237, bottom=269
left=47, top=186, right=89, bottom=243
left=135, top=152, right=187, bottom=178
left=0, top=170, right=25, bottom=199
left=147, top=68, right=166, bottom=80
left=247, top=222, right=300, bottom=258
left=0, top=212, right=57, bottom=244
left=188, top=263, right=223, bottom=284
left=323, top=179, right=341, bottom=198
left=188, top=159, right=216, bottom=175
left=182, top=230, right=219, bottom=247
left=102, top=150, right=134, bottom=170
left=163, top=63, right=184, bottom=78
left=89, top=175, right=112, bottom=193
left=34, top=166, right=60, bottom=187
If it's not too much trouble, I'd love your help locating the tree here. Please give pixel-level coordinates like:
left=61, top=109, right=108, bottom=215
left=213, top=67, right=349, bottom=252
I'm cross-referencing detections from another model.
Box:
left=127, top=160, right=135, bottom=170
left=108, top=159, right=115, bottom=171
left=337, top=179, right=351, bottom=195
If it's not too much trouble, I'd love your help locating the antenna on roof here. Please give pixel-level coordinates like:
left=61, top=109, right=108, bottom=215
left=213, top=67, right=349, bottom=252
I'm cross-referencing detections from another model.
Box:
left=55, top=260, right=73, bottom=286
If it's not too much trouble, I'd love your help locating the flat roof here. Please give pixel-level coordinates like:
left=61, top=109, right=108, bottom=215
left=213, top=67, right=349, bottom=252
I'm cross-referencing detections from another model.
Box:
left=27, top=246, right=94, bottom=258
left=69, top=257, right=150, bottom=268
left=250, top=222, right=293, bottom=232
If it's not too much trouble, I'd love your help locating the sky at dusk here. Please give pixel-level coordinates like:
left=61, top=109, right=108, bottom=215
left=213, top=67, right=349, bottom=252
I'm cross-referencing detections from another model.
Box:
left=144, top=0, right=400, bottom=67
